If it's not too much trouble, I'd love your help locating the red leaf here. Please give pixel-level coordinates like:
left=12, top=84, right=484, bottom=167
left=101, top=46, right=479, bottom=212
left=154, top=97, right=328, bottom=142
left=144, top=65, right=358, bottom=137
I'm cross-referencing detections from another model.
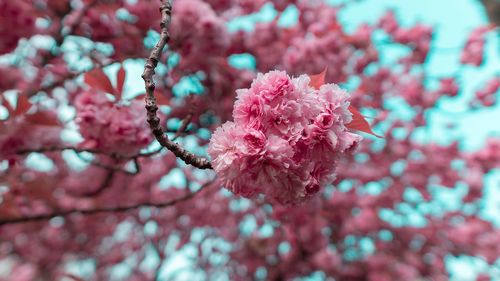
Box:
left=25, top=111, right=60, bottom=127
left=116, top=66, right=126, bottom=101
left=347, top=106, right=382, bottom=138
left=14, top=94, right=31, bottom=116
left=84, top=68, right=116, bottom=95
left=155, top=91, right=171, bottom=106
left=309, top=68, right=328, bottom=90
left=135, top=91, right=170, bottom=106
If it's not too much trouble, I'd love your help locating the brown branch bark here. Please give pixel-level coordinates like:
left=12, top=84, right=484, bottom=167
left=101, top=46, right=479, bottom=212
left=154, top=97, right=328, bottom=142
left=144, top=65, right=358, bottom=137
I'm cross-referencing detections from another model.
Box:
left=0, top=180, right=214, bottom=226
left=481, top=0, right=500, bottom=26
left=141, top=0, right=212, bottom=170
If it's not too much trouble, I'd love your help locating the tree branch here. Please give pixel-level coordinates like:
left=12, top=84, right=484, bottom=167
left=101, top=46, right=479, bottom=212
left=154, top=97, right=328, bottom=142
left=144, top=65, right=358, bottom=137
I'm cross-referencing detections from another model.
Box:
left=14, top=146, right=163, bottom=160
left=141, top=0, right=212, bottom=170
left=74, top=153, right=141, bottom=176
left=80, top=169, right=115, bottom=197
left=0, top=180, right=214, bottom=226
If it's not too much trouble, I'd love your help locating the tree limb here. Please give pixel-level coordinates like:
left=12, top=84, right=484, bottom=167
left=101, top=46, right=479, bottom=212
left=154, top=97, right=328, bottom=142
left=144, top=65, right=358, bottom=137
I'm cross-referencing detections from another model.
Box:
left=0, top=180, right=214, bottom=226
left=141, top=0, right=212, bottom=170
left=15, top=146, right=163, bottom=160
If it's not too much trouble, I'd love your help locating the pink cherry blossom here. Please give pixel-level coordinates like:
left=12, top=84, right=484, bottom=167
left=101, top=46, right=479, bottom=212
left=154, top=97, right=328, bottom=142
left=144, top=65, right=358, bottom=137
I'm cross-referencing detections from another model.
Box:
left=75, top=90, right=152, bottom=156
left=461, top=25, right=495, bottom=66
left=209, top=70, right=362, bottom=204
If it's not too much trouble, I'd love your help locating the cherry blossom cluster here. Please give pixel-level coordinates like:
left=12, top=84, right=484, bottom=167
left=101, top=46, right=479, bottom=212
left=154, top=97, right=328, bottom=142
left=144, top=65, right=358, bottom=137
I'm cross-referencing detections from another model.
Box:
left=75, top=91, right=152, bottom=156
left=170, top=0, right=230, bottom=73
left=209, top=70, right=362, bottom=204
left=461, top=25, right=496, bottom=66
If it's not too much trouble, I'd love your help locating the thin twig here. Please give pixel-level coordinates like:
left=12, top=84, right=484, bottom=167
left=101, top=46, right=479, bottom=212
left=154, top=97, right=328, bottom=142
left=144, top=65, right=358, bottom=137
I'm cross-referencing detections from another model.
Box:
left=0, top=180, right=214, bottom=226
left=172, top=95, right=196, bottom=141
left=138, top=146, right=164, bottom=158
left=60, top=0, right=99, bottom=41
left=141, top=0, right=212, bottom=170
left=133, top=158, right=141, bottom=174
left=81, top=169, right=115, bottom=197
left=151, top=240, right=164, bottom=281
left=15, top=146, right=163, bottom=160
left=74, top=153, right=140, bottom=176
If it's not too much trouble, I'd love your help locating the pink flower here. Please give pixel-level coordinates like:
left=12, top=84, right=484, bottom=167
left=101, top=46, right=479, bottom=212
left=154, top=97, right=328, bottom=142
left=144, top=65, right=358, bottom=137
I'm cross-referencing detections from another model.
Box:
left=461, top=25, right=495, bottom=66
left=473, top=76, right=499, bottom=107
left=208, top=70, right=362, bottom=204
left=436, top=78, right=459, bottom=97
left=307, top=109, right=339, bottom=149
left=170, top=0, right=229, bottom=71
left=243, top=130, right=267, bottom=155
left=75, top=91, right=152, bottom=156
left=268, top=100, right=304, bottom=137
left=233, top=90, right=265, bottom=128
left=252, top=70, right=293, bottom=102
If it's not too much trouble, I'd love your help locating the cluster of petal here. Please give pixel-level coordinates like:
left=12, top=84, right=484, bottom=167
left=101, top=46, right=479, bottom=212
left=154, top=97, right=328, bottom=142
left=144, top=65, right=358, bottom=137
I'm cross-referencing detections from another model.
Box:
left=170, top=0, right=229, bottom=71
left=283, top=31, right=354, bottom=84
left=75, top=91, right=152, bottom=156
left=460, top=25, right=495, bottom=66
left=208, top=71, right=362, bottom=204
left=473, top=76, right=499, bottom=107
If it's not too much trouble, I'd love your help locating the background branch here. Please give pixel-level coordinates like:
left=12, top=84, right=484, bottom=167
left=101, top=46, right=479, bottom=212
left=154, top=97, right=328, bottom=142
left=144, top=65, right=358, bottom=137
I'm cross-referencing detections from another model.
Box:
left=0, top=180, right=215, bottom=226
left=15, top=146, right=163, bottom=160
